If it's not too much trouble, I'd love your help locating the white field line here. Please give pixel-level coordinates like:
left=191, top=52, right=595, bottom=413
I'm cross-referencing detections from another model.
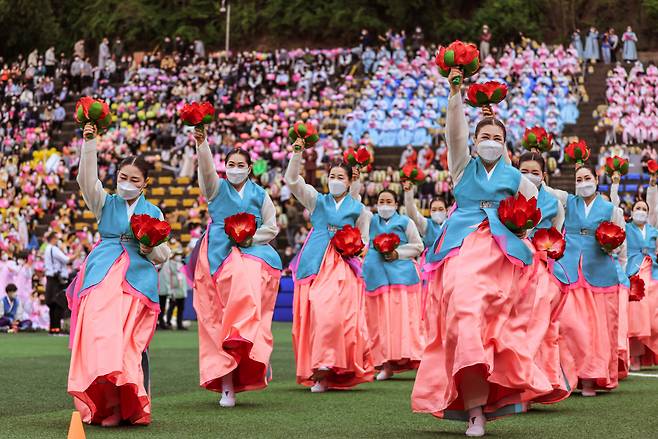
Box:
left=628, top=372, right=658, bottom=378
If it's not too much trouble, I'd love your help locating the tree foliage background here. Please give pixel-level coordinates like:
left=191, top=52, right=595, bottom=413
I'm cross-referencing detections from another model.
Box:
left=0, top=0, right=656, bottom=59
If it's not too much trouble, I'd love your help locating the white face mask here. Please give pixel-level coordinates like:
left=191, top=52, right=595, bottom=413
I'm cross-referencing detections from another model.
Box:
left=377, top=205, right=396, bottom=219
left=476, top=139, right=504, bottom=163
left=328, top=179, right=347, bottom=196
left=522, top=173, right=543, bottom=188
left=117, top=181, right=142, bottom=200
left=226, top=167, right=249, bottom=185
left=575, top=181, right=597, bottom=198
left=633, top=210, right=648, bottom=224
left=431, top=211, right=447, bottom=224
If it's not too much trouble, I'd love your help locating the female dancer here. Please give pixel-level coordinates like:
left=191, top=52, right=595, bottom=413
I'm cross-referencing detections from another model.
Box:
left=545, top=165, right=627, bottom=396
left=285, top=137, right=374, bottom=392
left=67, top=123, right=171, bottom=426
left=192, top=126, right=282, bottom=407
left=362, top=189, right=424, bottom=381
left=412, top=69, right=550, bottom=437
left=611, top=173, right=658, bottom=369
left=518, top=152, right=573, bottom=403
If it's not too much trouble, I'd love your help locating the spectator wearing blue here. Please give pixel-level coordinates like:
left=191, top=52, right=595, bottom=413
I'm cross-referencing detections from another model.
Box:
left=0, top=284, right=32, bottom=332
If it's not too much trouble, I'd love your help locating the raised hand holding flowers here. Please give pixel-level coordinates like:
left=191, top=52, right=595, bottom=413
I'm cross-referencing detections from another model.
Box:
left=288, top=121, right=319, bottom=151
left=75, top=97, right=112, bottom=138
left=435, top=40, right=480, bottom=86
left=180, top=101, right=215, bottom=126
left=564, top=139, right=590, bottom=164
left=522, top=127, right=553, bottom=153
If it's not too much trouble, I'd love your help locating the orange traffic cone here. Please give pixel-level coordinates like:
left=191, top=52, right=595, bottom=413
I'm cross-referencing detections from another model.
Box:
left=67, top=411, right=86, bottom=439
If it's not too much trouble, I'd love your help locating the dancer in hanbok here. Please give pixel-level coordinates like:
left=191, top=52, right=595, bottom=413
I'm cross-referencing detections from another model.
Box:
left=362, top=190, right=424, bottom=380
left=285, top=137, right=374, bottom=392
left=192, top=126, right=282, bottom=407
left=67, top=123, right=171, bottom=426
left=412, top=69, right=552, bottom=437
left=611, top=173, right=658, bottom=369
left=544, top=165, right=627, bottom=396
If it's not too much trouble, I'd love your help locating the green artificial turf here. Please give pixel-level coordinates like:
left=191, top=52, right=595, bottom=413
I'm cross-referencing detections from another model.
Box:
left=1, top=323, right=658, bottom=438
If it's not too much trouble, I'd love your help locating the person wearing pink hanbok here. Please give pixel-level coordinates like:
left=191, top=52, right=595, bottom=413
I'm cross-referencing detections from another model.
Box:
left=544, top=166, right=627, bottom=397
left=67, top=123, right=171, bottom=427
left=611, top=174, right=658, bottom=369
left=191, top=127, right=282, bottom=408
left=412, top=69, right=552, bottom=437
left=361, top=189, right=424, bottom=380
left=285, top=137, right=375, bottom=393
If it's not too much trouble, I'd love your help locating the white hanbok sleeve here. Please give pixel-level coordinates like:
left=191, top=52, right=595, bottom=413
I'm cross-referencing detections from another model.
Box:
left=284, top=152, right=318, bottom=213
left=403, top=190, right=428, bottom=236
left=646, top=185, right=658, bottom=227
left=356, top=207, right=372, bottom=245
left=396, top=219, right=424, bottom=259
left=446, top=93, right=471, bottom=185
left=196, top=139, right=220, bottom=201
left=611, top=206, right=627, bottom=271
left=76, top=139, right=107, bottom=221
left=253, top=192, right=279, bottom=245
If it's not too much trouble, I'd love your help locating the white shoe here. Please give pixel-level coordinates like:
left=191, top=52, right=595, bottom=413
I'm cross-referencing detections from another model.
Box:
left=219, top=390, right=236, bottom=407
left=376, top=369, right=393, bottom=381
left=310, top=381, right=327, bottom=393
left=465, top=416, right=486, bottom=437
left=581, top=388, right=596, bottom=397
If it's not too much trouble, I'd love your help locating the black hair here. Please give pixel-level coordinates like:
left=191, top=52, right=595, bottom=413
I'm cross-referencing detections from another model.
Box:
left=519, top=151, right=546, bottom=172
left=5, top=283, right=17, bottom=293
left=575, top=164, right=596, bottom=179
left=225, top=148, right=252, bottom=166
left=377, top=189, right=398, bottom=204
left=429, top=198, right=447, bottom=210
left=329, top=161, right=353, bottom=180
left=118, top=155, right=150, bottom=180
left=475, top=117, right=507, bottom=141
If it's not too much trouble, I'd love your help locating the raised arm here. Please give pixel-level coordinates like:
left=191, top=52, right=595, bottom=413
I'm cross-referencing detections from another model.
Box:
left=646, top=176, right=657, bottom=227
left=253, top=192, right=279, bottom=245
left=403, top=185, right=428, bottom=236
left=611, top=206, right=627, bottom=271
left=542, top=183, right=569, bottom=208
left=194, top=127, right=220, bottom=201
left=284, top=149, right=318, bottom=212
left=396, top=219, right=424, bottom=259
left=76, top=125, right=107, bottom=221
left=552, top=198, right=565, bottom=231
left=445, top=70, right=471, bottom=184
left=356, top=207, right=372, bottom=246
left=610, top=172, right=622, bottom=207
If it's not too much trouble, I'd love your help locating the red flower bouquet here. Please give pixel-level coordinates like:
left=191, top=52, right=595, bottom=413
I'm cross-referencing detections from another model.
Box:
left=288, top=121, right=319, bottom=148
left=604, top=155, right=629, bottom=177
left=435, top=40, right=480, bottom=85
left=343, top=147, right=372, bottom=168
left=465, top=81, right=508, bottom=107
left=595, top=221, right=626, bottom=253
left=531, top=227, right=566, bottom=259
left=522, top=127, right=553, bottom=153
left=647, top=159, right=658, bottom=175
left=399, top=164, right=425, bottom=184
left=224, top=212, right=257, bottom=244
left=75, top=97, right=112, bottom=136
left=130, top=214, right=171, bottom=247
left=373, top=233, right=401, bottom=255
left=180, top=102, right=215, bottom=126
left=629, top=275, right=646, bottom=301
left=332, top=225, right=364, bottom=257
left=498, top=194, right=542, bottom=234
left=564, top=139, right=590, bottom=164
